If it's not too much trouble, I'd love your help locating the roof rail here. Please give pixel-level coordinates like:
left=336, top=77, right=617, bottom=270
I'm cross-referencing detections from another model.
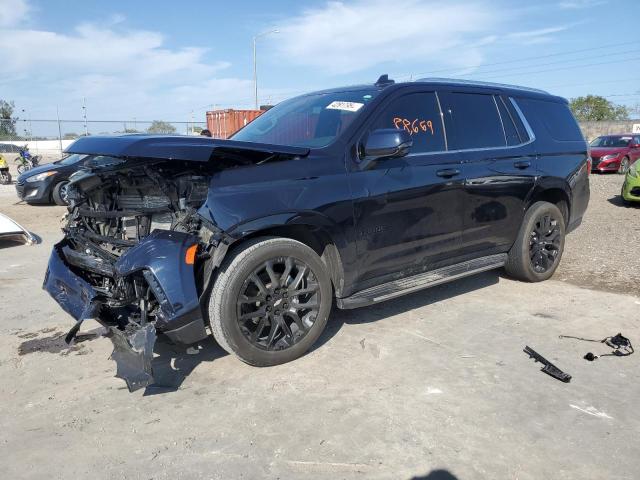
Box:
left=414, top=77, right=549, bottom=95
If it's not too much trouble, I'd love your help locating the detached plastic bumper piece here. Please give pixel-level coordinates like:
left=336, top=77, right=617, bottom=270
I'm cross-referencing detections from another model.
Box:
left=109, top=323, right=157, bottom=392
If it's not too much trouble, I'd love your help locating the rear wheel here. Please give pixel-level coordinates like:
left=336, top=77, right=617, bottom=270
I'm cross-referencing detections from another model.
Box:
left=52, top=181, right=70, bottom=205
left=208, top=237, right=332, bottom=366
left=618, top=156, right=630, bottom=174
left=505, top=201, right=565, bottom=282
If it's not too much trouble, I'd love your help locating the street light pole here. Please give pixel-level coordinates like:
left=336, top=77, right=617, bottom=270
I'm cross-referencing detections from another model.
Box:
left=253, top=29, right=279, bottom=110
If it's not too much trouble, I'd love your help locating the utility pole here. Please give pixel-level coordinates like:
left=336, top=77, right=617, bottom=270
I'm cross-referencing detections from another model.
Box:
left=82, top=97, right=88, bottom=136
left=253, top=29, right=279, bottom=110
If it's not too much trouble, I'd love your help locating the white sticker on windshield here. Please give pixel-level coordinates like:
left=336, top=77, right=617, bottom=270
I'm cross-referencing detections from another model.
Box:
left=326, top=101, right=364, bottom=112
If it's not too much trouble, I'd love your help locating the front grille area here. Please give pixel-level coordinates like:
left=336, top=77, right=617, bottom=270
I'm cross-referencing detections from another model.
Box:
left=630, top=187, right=640, bottom=197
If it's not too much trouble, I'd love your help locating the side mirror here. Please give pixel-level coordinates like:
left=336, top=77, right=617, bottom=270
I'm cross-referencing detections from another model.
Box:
left=363, top=129, right=413, bottom=160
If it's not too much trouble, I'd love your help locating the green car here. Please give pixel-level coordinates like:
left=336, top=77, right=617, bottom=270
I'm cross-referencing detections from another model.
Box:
left=621, top=161, right=640, bottom=204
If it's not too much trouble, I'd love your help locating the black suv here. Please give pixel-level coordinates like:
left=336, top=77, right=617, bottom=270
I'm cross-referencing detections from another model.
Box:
left=44, top=76, right=589, bottom=389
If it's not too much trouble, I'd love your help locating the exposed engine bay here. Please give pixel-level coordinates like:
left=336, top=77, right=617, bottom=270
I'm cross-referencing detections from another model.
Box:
left=49, top=160, right=223, bottom=390
left=62, top=161, right=213, bottom=318
left=43, top=136, right=310, bottom=391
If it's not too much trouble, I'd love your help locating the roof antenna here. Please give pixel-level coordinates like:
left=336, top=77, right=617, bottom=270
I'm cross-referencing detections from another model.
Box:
left=375, top=74, right=395, bottom=87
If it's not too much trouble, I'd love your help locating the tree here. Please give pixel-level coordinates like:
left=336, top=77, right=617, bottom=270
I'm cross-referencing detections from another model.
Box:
left=63, top=132, right=79, bottom=140
left=0, top=99, right=17, bottom=139
left=146, top=120, right=177, bottom=134
left=569, top=95, right=629, bottom=122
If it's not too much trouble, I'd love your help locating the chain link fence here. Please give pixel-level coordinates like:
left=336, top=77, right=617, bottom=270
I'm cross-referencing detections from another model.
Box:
left=4, top=116, right=640, bottom=162
left=0, top=118, right=207, bottom=162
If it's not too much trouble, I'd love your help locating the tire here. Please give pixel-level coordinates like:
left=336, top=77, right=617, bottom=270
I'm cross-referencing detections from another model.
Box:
left=618, top=157, right=630, bottom=174
left=16, top=163, right=26, bottom=175
left=52, top=181, right=70, bottom=205
left=505, top=201, right=565, bottom=282
left=208, top=237, right=333, bottom=366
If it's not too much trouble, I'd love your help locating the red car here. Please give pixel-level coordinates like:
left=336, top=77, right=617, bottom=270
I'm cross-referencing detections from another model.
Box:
left=590, top=134, right=640, bottom=174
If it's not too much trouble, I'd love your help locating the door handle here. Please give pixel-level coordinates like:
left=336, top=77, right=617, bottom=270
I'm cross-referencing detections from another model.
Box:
left=513, top=160, right=531, bottom=169
left=436, top=168, right=461, bottom=178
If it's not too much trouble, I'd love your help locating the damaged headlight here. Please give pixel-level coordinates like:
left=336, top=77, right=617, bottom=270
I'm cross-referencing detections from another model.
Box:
left=628, top=165, right=639, bottom=178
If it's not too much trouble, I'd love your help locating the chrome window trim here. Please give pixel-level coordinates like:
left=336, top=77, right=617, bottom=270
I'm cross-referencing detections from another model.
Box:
left=493, top=95, right=508, bottom=147
left=434, top=91, right=448, bottom=151
left=509, top=97, right=536, bottom=144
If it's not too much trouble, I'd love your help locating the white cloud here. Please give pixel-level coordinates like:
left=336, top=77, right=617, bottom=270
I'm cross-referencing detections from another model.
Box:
left=507, top=25, right=569, bottom=45
left=0, top=1, right=254, bottom=120
left=0, top=0, right=29, bottom=26
left=273, top=0, right=502, bottom=74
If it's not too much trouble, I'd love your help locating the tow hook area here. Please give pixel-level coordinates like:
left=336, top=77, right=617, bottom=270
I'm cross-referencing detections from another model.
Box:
left=108, top=323, right=157, bottom=392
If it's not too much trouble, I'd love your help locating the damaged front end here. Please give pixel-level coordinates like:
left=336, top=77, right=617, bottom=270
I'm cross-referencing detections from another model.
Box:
left=43, top=155, right=223, bottom=391
left=43, top=135, right=307, bottom=390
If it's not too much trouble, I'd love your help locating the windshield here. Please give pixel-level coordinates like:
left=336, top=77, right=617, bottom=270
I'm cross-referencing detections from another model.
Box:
left=590, top=136, right=631, bottom=147
left=231, top=89, right=380, bottom=148
left=56, top=154, right=88, bottom=166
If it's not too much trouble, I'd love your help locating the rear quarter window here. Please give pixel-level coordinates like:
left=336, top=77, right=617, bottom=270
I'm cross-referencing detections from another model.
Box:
left=517, top=98, right=583, bottom=142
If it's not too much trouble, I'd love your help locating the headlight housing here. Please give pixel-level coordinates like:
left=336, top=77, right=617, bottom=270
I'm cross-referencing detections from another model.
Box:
left=25, top=171, right=57, bottom=183
left=602, top=154, right=619, bottom=161
left=628, top=165, right=639, bottom=178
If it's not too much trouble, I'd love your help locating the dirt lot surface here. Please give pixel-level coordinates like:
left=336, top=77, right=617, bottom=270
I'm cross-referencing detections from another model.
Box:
left=0, top=173, right=639, bottom=479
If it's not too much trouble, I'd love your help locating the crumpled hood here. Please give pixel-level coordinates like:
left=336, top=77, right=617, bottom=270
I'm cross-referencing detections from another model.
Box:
left=65, top=134, right=310, bottom=162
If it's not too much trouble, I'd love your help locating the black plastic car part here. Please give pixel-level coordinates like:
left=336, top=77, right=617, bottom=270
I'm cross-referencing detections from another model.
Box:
left=523, top=346, right=572, bottom=383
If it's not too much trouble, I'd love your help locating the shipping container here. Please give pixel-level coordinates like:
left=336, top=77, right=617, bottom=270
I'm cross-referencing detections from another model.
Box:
left=205, top=109, right=263, bottom=139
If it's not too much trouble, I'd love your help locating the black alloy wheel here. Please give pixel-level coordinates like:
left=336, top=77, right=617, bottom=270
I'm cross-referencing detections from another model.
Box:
left=529, top=213, right=561, bottom=273
left=236, top=257, right=321, bottom=351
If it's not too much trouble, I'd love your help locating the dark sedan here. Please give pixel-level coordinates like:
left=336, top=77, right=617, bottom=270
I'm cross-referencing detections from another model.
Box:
left=16, top=154, right=87, bottom=205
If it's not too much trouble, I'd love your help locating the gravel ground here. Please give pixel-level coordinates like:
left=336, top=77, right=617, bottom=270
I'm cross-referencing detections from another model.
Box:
left=557, top=173, right=640, bottom=295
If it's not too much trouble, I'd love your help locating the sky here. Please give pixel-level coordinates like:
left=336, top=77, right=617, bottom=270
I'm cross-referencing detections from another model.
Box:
left=0, top=0, right=639, bottom=130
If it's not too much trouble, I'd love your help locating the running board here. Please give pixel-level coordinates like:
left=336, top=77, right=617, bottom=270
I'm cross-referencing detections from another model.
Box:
left=337, top=254, right=508, bottom=309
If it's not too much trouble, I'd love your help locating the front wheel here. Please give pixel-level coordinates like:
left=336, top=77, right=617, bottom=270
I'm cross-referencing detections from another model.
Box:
left=208, top=237, right=333, bottom=366
left=52, top=181, right=70, bottom=205
left=505, top=201, right=565, bottom=282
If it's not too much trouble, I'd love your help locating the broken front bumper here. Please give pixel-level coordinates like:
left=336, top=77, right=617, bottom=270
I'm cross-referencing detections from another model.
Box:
left=43, top=230, right=209, bottom=391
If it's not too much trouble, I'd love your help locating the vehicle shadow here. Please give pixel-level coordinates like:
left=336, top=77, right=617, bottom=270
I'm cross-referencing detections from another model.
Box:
left=607, top=195, right=639, bottom=208
left=143, top=270, right=500, bottom=394
left=410, top=469, right=459, bottom=480
left=143, top=335, right=227, bottom=396
left=314, top=270, right=501, bottom=351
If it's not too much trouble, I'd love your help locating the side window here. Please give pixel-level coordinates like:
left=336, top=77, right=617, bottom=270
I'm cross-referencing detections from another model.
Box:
left=496, top=96, right=521, bottom=146
left=369, top=92, right=446, bottom=154
left=442, top=93, right=506, bottom=150
left=517, top=98, right=583, bottom=142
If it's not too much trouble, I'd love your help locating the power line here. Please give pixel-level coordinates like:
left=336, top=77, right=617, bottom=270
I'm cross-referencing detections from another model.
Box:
left=445, top=49, right=640, bottom=78
left=397, top=40, right=640, bottom=80
left=475, top=56, right=640, bottom=80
